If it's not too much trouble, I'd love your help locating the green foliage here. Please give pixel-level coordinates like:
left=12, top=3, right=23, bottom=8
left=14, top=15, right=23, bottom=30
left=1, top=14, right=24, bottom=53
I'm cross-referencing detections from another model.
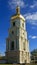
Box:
left=0, top=64, right=37, bottom=65
left=31, top=49, right=37, bottom=63
left=31, top=49, right=37, bottom=56
left=0, top=64, right=12, bottom=65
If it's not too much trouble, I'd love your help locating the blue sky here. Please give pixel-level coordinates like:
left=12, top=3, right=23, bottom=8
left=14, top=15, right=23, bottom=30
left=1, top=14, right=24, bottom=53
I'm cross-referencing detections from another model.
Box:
left=0, top=0, right=37, bottom=56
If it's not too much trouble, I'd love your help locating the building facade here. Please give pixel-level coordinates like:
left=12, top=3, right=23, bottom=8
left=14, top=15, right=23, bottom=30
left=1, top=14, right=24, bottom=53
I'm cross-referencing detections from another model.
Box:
left=6, top=6, right=30, bottom=64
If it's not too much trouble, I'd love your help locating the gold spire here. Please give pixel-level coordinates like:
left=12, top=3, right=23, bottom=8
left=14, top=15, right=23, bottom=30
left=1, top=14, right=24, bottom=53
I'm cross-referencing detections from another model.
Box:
left=16, top=6, right=20, bottom=14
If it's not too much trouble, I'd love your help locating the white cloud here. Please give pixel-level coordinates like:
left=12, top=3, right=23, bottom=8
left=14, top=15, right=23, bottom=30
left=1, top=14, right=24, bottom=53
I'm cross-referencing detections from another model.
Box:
left=32, top=36, right=37, bottom=39
left=24, top=12, right=37, bottom=25
left=30, top=1, right=37, bottom=8
left=30, top=5, right=35, bottom=8
left=8, top=0, right=25, bottom=9
left=29, top=35, right=37, bottom=39
left=24, top=12, right=37, bottom=20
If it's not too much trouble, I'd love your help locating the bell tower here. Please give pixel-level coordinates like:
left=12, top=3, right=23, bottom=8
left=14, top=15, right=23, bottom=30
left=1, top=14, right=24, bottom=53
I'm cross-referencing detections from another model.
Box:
left=6, top=6, right=30, bottom=64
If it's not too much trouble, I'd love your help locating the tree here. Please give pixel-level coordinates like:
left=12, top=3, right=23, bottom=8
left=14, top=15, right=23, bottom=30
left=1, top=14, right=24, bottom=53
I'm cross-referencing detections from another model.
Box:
left=31, top=49, right=37, bottom=63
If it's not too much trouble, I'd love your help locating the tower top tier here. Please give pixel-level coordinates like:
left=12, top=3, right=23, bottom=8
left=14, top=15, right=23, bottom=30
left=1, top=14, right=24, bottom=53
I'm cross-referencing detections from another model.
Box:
left=11, top=6, right=25, bottom=21
left=16, top=6, right=20, bottom=14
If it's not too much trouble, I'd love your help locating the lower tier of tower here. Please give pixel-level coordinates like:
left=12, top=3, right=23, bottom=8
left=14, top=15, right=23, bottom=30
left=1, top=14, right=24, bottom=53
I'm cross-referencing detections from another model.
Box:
left=5, top=50, right=30, bottom=64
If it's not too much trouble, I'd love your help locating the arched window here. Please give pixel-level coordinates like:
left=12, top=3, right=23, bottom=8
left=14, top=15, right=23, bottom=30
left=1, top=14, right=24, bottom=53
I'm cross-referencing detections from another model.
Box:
left=12, top=31, right=14, bottom=34
left=23, top=42, right=25, bottom=50
left=13, top=22, right=15, bottom=26
left=11, top=41, right=14, bottom=50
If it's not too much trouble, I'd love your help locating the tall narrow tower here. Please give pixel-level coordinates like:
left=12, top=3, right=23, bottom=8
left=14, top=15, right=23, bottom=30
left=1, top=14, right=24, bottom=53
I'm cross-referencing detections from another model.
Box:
left=6, top=6, right=30, bottom=64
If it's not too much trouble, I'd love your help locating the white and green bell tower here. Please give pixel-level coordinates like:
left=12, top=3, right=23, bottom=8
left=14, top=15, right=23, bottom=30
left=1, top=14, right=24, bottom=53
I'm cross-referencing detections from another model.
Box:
left=6, top=6, right=30, bottom=64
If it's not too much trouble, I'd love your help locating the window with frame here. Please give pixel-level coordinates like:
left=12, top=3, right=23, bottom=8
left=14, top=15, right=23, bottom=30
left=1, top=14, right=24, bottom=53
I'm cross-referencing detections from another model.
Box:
left=23, top=32, right=24, bottom=35
left=7, top=40, right=9, bottom=51
left=13, top=22, right=15, bottom=26
left=22, top=23, right=24, bottom=27
left=11, top=41, right=14, bottom=50
left=12, top=31, right=14, bottom=34
left=21, top=36, right=23, bottom=40
left=17, top=28, right=19, bottom=36
left=16, top=39, right=19, bottom=49
left=23, top=42, right=25, bottom=50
